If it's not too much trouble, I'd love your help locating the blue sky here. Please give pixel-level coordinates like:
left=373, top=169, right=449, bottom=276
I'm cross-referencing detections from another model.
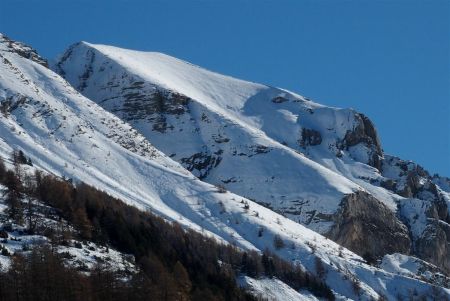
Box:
left=1, top=0, right=449, bottom=176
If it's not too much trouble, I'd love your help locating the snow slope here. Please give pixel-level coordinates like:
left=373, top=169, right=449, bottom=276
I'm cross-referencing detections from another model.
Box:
left=239, top=276, right=320, bottom=301
left=1, top=34, right=449, bottom=300
left=54, top=42, right=374, bottom=234
left=54, top=41, right=450, bottom=272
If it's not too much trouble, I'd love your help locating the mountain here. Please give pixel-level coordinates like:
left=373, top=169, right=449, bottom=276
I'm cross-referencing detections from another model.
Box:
left=0, top=33, right=449, bottom=300
left=55, top=41, right=450, bottom=271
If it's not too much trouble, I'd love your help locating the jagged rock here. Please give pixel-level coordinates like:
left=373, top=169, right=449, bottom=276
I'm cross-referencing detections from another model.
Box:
left=271, top=96, right=288, bottom=103
left=380, top=179, right=396, bottom=191
left=435, top=198, right=449, bottom=222
left=384, top=158, right=446, bottom=215
left=0, top=230, right=8, bottom=239
left=416, top=222, right=450, bottom=273
left=328, top=191, right=411, bottom=259
left=78, top=49, right=95, bottom=91
left=299, top=128, right=322, bottom=147
left=180, top=152, right=222, bottom=179
left=0, top=34, right=48, bottom=67
left=0, top=94, right=29, bottom=115
left=342, top=113, right=383, bottom=170
left=249, top=144, right=270, bottom=155
left=344, top=113, right=381, bottom=152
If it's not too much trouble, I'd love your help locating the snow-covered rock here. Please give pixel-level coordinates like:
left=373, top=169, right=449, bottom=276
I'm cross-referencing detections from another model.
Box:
left=239, top=276, right=321, bottom=301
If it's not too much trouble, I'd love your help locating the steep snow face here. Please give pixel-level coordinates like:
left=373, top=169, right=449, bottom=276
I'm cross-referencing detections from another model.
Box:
left=54, top=42, right=450, bottom=271
left=54, top=42, right=389, bottom=234
left=2, top=35, right=449, bottom=300
left=54, top=42, right=383, bottom=172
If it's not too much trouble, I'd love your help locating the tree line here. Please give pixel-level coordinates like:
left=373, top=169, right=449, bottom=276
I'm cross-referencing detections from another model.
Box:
left=0, top=152, right=335, bottom=300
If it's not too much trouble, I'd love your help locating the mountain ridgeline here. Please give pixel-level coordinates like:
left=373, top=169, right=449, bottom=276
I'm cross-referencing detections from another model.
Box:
left=0, top=33, right=449, bottom=300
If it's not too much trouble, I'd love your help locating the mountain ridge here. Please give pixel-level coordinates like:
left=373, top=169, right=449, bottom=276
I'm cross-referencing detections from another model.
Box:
left=55, top=40, right=450, bottom=274
left=1, top=33, right=449, bottom=300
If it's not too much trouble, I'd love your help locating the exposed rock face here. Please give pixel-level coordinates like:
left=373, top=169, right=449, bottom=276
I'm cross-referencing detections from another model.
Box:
left=381, top=156, right=432, bottom=196
left=381, top=156, right=450, bottom=272
left=0, top=34, right=48, bottom=67
left=342, top=113, right=383, bottom=170
left=328, top=191, right=411, bottom=259
left=113, top=87, right=190, bottom=133
left=299, top=128, right=322, bottom=147
left=271, top=96, right=288, bottom=103
left=411, top=199, right=450, bottom=274
left=343, top=113, right=382, bottom=152
left=416, top=222, right=450, bottom=273
left=180, top=152, right=222, bottom=179
left=0, top=94, right=29, bottom=116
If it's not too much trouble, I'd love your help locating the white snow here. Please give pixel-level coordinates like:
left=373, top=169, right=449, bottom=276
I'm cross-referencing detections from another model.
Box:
left=239, top=276, right=320, bottom=301
left=55, top=41, right=368, bottom=234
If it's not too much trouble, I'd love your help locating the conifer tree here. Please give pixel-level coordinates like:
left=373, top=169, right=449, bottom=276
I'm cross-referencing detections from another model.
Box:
left=4, top=170, right=24, bottom=224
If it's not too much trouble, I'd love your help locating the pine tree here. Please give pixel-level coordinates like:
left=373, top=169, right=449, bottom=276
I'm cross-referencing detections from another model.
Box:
left=173, top=261, right=191, bottom=300
left=0, top=157, right=6, bottom=183
left=4, top=170, right=24, bottom=224
left=273, top=234, right=285, bottom=250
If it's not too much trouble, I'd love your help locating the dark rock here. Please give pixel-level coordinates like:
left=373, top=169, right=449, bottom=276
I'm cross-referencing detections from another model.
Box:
left=180, top=152, right=222, bottom=179
left=107, top=87, right=190, bottom=133
left=78, top=49, right=95, bottom=91
left=345, top=113, right=381, bottom=152
left=327, top=191, right=411, bottom=259
left=250, top=145, right=270, bottom=155
left=0, top=34, right=48, bottom=67
left=213, top=134, right=230, bottom=143
left=0, top=230, right=8, bottom=239
left=0, top=94, right=28, bottom=115
left=415, top=222, right=450, bottom=273
left=342, top=113, right=383, bottom=170
left=380, top=179, right=396, bottom=191
left=271, top=96, right=288, bottom=103
left=299, top=128, right=322, bottom=147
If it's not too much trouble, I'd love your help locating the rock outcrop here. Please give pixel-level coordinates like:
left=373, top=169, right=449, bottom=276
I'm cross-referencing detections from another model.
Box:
left=299, top=128, right=322, bottom=147
left=341, top=113, right=383, bottom=170
left=328, top=191, right=411, bottom=259
left=416, top=222, right=450, bottom=273
left=0, top=33, right=48, bottom=67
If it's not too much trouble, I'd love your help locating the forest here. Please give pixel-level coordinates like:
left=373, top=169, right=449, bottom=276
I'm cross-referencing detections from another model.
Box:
left=0, top=152, right=334, bottom=301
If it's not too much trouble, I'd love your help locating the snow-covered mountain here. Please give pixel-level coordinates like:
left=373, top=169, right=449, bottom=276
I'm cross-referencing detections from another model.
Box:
left=0, top=33, right=449, bottom=300
left=55, top=41, right=450, bottom=273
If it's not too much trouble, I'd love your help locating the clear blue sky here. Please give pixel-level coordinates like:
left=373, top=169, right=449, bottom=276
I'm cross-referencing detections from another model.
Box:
left=1, top=0, right=449, bottom=176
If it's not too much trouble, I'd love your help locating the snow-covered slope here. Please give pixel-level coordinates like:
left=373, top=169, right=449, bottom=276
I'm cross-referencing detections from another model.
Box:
left=1, top=34, right=449, bottom=300
left=239, top=276, right=320, bottom=301
left=54, top=41, right=450, bottom=270
left=0, top=180, right=136, bottom=274
left=54, top=42, right=387, bottom=234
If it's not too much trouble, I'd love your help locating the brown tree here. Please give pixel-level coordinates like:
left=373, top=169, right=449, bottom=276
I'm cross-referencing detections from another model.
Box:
left=4, top=170, right=24, bottom=224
